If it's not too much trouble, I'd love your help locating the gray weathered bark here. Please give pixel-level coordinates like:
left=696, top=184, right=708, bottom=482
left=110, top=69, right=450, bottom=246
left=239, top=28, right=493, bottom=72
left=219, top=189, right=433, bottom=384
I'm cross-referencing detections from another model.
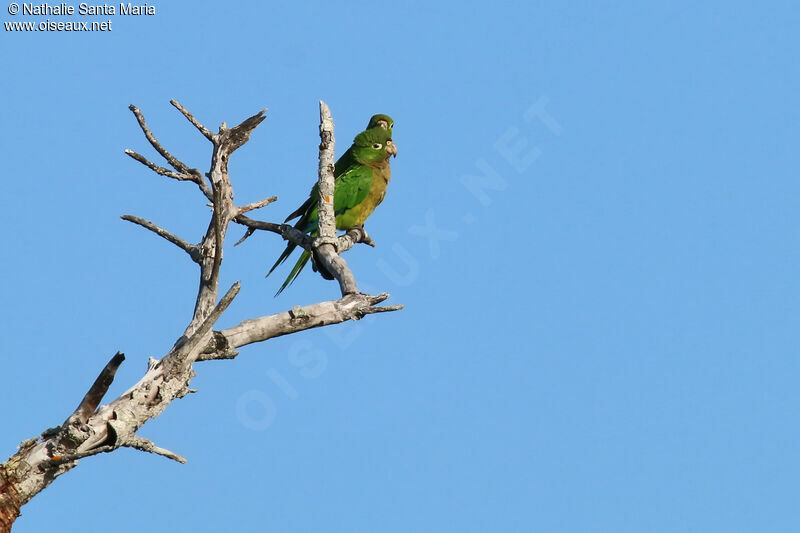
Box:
left=0, top=101, right=400, bottom=532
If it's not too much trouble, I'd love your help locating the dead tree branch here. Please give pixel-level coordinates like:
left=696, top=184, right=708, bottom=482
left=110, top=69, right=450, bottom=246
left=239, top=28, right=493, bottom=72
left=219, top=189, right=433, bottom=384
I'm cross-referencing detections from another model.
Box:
left=69, top=352, right=126, bottom=425
left=311, top=101, right=358, bottom=295
left=124, top=149, right=192, bottom=182
left=123, top=436, right=187, bottom=464
left=170, top=99, right=215, bottom=141
left=120, top=214, right=202, bottom=262
left=238, top=196, right=278, bottom=215
left=1, top=101, right=401, bottom=532
left=128, top=104, right=192, bottom=175
left=316, top=101, right=337, bottom=244
left=203, top=292, right=404, bottom=359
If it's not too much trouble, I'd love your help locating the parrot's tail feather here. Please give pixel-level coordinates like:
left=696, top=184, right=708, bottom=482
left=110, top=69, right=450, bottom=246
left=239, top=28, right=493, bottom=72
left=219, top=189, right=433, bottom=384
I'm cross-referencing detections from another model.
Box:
left=284, top=197, right=314, bottom=223
left=266, top=242, right=298, bottom=278
left=275, top=250, right=311, bottom=296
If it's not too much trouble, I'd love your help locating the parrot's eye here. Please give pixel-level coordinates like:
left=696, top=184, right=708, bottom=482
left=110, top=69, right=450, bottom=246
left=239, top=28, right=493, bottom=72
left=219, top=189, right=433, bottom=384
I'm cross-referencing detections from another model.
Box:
left=372, top=143, right=382, bottom=149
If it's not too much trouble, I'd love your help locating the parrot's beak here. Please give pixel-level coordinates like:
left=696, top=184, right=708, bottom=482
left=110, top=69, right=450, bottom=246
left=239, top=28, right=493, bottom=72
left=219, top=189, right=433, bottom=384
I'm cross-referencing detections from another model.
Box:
left=377, top=119, right=390, bottom=129
left=387, top=140, right=398, bottom=158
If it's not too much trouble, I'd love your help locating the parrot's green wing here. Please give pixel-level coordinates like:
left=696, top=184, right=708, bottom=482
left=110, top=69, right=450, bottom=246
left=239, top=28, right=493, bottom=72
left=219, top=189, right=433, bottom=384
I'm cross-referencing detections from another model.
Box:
left=333, top=164, right=375, bottom=222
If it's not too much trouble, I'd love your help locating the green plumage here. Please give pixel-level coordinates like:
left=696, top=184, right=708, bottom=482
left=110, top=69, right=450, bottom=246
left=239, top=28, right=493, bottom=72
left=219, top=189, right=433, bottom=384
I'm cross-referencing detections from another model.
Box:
left=268, top=116, right=397, bottom=295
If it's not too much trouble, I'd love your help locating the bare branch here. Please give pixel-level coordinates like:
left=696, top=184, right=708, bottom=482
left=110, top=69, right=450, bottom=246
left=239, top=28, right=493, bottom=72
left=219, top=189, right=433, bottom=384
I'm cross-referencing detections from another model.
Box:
left=185, top=109, right=267, bottom=334
left=338, top=227, right=376, bottom=252
left=314, top=242, right=358, bottom=295
left=121, top=215, right=202, bottom=263
left=47, top=445, right=116, bottom=466
left=233, top=215, right=313, bottom=249
left=221, top=108, right=268, bottom=154
left=195, top=349, right=239, bottom=362
left=123, top=436, right=187, bottom=464
left=211, top=186, right=225, bottom=294
left=167, top=282, right=241, bottom=367
left=128, top=104, right=192, bottom=174
left=170, top=99, right=214, bottom=141
left=127, top=105, right=213, bottom=200
left=316, top=101, right=337, bottom=243
left=310, top=102, right=359, bottom=295
left=124, top=149, right=192, bottom=181
left=0, top=471, right=22, bottom=532
left=232, top=217, right=375, bottom=254
left=69, top=352, right=125, bottom=425
left=360, top=303, right=404, bottom=315
left=238, top=196, right=278, bottom=215
left=208, top=292, right=403, bottom=354
left=51, top=433, right=186, bottom=466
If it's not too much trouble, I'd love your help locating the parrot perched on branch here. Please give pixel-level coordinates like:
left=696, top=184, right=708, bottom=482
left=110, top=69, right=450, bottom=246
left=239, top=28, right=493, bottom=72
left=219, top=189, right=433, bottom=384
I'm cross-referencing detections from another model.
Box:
left=282, top=114, right=393, bottom=224
left=268, top=115, right=397, bottom=295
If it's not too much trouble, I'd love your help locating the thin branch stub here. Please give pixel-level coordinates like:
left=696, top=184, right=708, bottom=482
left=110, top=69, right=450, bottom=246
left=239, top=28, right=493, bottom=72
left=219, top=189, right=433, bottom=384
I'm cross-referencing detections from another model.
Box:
left=70, top=352, right=125, bottom=425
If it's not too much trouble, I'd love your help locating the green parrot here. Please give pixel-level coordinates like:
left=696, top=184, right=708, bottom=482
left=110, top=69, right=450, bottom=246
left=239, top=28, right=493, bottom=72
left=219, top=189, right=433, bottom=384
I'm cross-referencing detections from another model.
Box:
left=268, top=122, right=397, bottom=295
left=282, top=114, right=394, bottom=223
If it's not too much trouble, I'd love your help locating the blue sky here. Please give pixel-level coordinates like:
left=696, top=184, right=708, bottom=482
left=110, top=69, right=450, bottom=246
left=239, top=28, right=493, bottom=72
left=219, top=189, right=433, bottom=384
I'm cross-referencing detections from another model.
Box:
left=2, top=1, right=799, bottom=531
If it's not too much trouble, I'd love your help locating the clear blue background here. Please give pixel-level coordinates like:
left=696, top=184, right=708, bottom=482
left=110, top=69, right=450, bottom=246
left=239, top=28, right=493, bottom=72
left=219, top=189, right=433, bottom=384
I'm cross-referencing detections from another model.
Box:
left=2, top=1, right=799, bottom=531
